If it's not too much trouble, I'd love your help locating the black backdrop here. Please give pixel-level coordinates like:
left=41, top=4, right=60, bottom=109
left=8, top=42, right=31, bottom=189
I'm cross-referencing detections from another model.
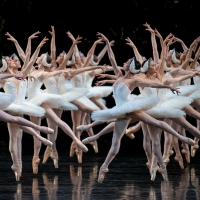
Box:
left=0, top=0, right=199, bottom=157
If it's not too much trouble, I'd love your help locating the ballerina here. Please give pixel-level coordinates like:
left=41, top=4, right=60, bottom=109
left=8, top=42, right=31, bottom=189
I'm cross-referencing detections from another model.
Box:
left=25, top=35, right=89, bottom=173
left=42, top=27, right=108, bottom=167
left=0, top=36, right=54, bottom=181
left=84, top=33, right=196, bottom=183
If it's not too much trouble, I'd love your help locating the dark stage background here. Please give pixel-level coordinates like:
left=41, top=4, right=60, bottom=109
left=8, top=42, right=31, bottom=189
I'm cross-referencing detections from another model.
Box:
left=0, top=0, right=199, bottom=157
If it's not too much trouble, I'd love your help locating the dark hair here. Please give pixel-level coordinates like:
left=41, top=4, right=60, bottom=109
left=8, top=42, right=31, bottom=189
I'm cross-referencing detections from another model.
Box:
left=46, top=54, right=52, bottom=64
left=175, top=51, right=181, bottom=59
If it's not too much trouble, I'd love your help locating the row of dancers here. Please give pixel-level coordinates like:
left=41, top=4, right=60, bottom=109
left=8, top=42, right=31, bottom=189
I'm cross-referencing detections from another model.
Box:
left=1, top=24, right=200, bottom=183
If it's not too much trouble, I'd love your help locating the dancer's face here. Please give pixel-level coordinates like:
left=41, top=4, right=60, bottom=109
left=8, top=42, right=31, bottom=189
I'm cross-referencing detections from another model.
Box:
left=148, top=60, right=158, bottom=73
left=56, top=53, right=64, bottom=64
left=36, top=54, right=45, bottom=65
left=123, top=59, right=132, bottom=71
left=5, top=57, right=17, bottom=68
left=12, top=56, right=21, bottom=68
left=167, top=50, right=173, bottom=61
left=80, top=54, right=86, bottom=64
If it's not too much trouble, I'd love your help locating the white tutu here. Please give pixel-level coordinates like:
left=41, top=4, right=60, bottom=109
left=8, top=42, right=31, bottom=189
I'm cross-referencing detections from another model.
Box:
left=4, top=102, right=45, bottom=117
left=27, top=79, right=78, bottom=111
left=77, top=96, right=100, bottom=110
left=0, top=93, right=16, bottom=110
left=86, top=86, right=113, bottom=98
left=91, top=83, right=159, bottom=122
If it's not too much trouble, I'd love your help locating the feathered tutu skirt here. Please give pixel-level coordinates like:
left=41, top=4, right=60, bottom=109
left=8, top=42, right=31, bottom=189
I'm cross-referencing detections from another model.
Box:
left=91, top=97, right=159, bottom=122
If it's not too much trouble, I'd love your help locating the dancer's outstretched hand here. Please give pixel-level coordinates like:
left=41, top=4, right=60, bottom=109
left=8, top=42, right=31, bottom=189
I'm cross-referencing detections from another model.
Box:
left=166, top=37, right=176, bottom=47
left=29, top=31, right=40, bottom=40
left=73, top=35, right=82, bottom=45
left=95, top=73, right=107, bottom=79
left=95, top=80, right=107, bottom=86
left=143, top=22, right=154, bottom=34
left=48, top=26, right=55, bottom=37
left=14, top=74, right=26, bottom=81
left=94, top=38, right=104, bottom=45
left=125, top=37, right=135, bottom=48
left=100, top=64, right=108, bottom=73
left=38, top=37, right=49, bottom=48
left=169, top=86, right=180, bottom=95
left=66, top=31, right=75, bottom=41
left=62, top=70, right=71, bottom=78
left=97, top=32, right=109, bottom=42
left=27, top=74, right=36, bottom=82
left=154, top=29, right=163, bottom=40
left=163, top=33, right=174, bottom=44
left=5, top=32, right=17, bottom=43
left=110, top=40, right=115, bottom=46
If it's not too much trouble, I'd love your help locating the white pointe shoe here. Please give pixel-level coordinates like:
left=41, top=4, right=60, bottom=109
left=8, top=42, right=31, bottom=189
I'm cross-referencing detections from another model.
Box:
left=174, top=155, right=184, bottom=169
left=11, top=164, right=20, bottom=181
left=76, top=125, right=91, bottom=131
left=158, top=166, right=168, bottom=182
left=50, top=151, right=59, bottom=168
left=82, top=135, right=98, bottom=145
left=98, top=164, right=109, bottom=183
left=42, top=146, right=52, bottom=164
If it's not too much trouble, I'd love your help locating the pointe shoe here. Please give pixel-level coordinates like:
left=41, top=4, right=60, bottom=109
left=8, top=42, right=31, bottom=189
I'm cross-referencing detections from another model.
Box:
left=163, top=157, right=170, bottom=166
left=70, top=141, right=76, bottom=157
left=90, top=140, right=98, bottom=153
left=76, top=140, right=88, bottom=153
left=76, top=125, right=91, bottom=131
left=158, top=166, right=168, bottom=182
left=82, top=135, right=98, bottom=145
left=191, top=144, right=199, bottom=157
left=11, top=164, right=20, bottom=181
left=42, top=146, right=52, bottom=164
left=168, top=148, right=174, bottom=157
left=75, top=148, right=83, bottom=164
left=98, top=164, right=109, bottom=183
left=40, top=127, right=54, bottom=134
left=125, top=128, right=135, bottom=139
left=50, top=151, right=59, bottom=168
left=181, top=137, right=195, bottom=146
left=181, top=148, right=190, bottom=163
left=40, top=137, right=53, bottom=147
left=146, top=162, right=151, bottom=169
left=174, top=156, right=184, bottom=169
left=32, top=156, right=40, bottom=174
left=150, top=164, right=159, bottom=181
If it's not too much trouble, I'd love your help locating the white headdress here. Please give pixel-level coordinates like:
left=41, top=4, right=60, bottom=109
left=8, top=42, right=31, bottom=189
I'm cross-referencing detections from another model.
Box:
left=172, top=49, right=181, bottom=64
left=164, top=60, right=171, bottom=72
left=0, top=58, right=8, bottom=73
left=140, top=58, right=151, bottom=73
left=129, top=58, right=140, bottom=74
left=63, top=51, right=76, bottom=66
left=90, top=55, right=99, bottom=66
left=10, top=53, right=18, bottom=59
left=42, top=53, right=52, bottom=68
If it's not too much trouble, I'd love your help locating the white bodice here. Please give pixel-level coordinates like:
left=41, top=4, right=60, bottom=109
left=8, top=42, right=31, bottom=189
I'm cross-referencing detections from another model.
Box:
left=44, top=76, right=62, bottom=94
left=70, top=73, right=85, bottom=87
left=113, top=83, right=131, bottom=105
left=4, top=80, right=27, bottom=104
left=84, top=72, right=94, bottom=88
left=28, top=79, right=43, bottom=99
left=139, top=87, right=167, bottom=101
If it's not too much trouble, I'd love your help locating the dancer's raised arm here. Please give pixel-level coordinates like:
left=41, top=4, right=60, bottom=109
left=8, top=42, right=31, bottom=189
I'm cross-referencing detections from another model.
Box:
left=49, top=26, right=56, bottom=61
left=95, top=40, right=115, bottom=64
left=174, top=37, right=188, bottom=52
left=97, top=33, right=122, bottom=77
left=22, top=37, right=49, bottom=76
left=133, top=78, right=180, bottom=94
left=82, top=38, right=104, bottom=68
left=182, top=38, right=199, bottom=70
left=56, top=36, right=82, bottom=71
left=125, top=37, right=143, bottom=64
left=188, top=46, right=200, bottom=70
left=5, top=32, right=26, bottom=61
left=163, top=71, right=200, bottom=85
left=154, top=29, right=164, bottom=49
left=144, top=23, right=159, bottom=63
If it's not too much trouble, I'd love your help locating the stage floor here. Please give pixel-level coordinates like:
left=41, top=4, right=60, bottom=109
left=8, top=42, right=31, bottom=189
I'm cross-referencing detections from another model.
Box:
left=0, top=153, right=199, bottom=200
